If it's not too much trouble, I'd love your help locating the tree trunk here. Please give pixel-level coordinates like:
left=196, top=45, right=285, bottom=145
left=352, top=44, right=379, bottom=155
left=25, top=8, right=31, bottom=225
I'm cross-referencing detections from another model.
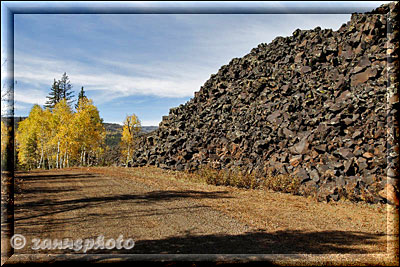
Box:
left=63, top=150, right=67, bottom=168
left=38, top=147, right=44, bottom=169
left=56, top=141, right=60, bottom=168
left=126, top=147, right=130, bottom=168
left=83, top=150, right=86, bottom=167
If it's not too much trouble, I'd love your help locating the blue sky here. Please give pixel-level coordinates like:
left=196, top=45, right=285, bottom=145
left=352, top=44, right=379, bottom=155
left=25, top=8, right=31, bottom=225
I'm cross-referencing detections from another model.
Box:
left=3, top=1, right=389, bottom=125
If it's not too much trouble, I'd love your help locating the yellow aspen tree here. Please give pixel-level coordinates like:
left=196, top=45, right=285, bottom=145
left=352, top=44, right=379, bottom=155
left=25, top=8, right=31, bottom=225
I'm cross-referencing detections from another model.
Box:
left=1, top=120, right=10, bottom=163
left=28, top=106, right=53, bottom=169
left=73, top=98, right=105, bottom=166
left=15, top=97, right=106, bottom=169
left=121, top=114, right=141, bottom=166
left=16, top=105, right=42, bottom=169
left=52, top=99, right=73, bottom=168
left=40, top=108, right=54, bottom=169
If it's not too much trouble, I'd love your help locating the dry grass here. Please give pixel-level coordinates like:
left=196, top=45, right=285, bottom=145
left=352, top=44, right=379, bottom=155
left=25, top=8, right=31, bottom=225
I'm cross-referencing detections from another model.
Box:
left=263, top=172, right=301, bottom=194
left=89, top=166, right=399, bottom=261
left=184, top=166, right=385, bottom=205
left=89, top=166, right=392, bottom=233
left=180, top=166, right=301, bottom=195
left=191, top=166, right=261, bottom=189
left=13, top=166, right=398, bottom=265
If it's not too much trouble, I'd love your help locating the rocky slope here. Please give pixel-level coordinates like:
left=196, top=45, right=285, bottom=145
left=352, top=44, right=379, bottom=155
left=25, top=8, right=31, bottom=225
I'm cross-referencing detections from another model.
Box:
left=132, top=2, right=399, bottom=203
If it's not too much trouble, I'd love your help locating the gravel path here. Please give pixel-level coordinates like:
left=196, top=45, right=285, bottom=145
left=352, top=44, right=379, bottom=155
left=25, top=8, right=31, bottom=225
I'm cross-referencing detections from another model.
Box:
left=14, top=168, right=256, bottom=254
left=11, top=167, right=398, bottom=264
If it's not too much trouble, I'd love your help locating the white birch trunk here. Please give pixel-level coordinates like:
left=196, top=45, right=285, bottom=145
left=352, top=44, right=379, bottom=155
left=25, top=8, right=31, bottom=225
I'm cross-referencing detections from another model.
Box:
left=56, top=141, right=60, bottom=168
left=63, top=150, right=67, bottom=168
left=38, top=147, right=44, bottom=168
left=126, top=147, right=130, bottom=167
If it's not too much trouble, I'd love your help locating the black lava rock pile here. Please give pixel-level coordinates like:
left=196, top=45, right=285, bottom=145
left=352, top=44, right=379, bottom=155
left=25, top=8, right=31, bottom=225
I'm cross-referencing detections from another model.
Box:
left=132, top=2, right=399, bottom=203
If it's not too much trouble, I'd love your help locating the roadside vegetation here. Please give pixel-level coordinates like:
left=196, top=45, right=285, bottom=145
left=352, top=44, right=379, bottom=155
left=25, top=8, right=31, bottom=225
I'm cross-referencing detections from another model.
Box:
left=178, top=166, right=302, bottom=196
left=11, top=72, right=143, bottom=170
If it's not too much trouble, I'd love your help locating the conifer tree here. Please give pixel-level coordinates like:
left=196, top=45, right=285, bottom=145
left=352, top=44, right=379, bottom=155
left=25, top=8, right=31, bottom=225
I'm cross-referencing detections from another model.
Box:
left=58, top=72, right=75, bottom=106
left=44, top=79, right=61, bottom=109
left=75, top=86, right=87, bottom=109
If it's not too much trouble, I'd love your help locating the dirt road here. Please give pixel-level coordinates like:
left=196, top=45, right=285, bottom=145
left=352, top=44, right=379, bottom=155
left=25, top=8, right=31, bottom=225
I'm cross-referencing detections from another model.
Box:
left=11, top=167, right=398, bottom=264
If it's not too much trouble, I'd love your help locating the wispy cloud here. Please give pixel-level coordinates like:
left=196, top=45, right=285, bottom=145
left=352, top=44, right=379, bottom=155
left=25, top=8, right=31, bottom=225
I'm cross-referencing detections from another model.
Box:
left=12, top=3, right=386, bottom=123
left=14, top=88, right=47, bottom=105
left=14, top=53, right=209, bottom=104
left=14, top=13, right=351, bottom=106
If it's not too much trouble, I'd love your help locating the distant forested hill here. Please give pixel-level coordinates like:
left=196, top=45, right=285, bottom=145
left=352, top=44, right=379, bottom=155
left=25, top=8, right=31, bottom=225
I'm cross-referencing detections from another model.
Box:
left=103, top=123, right=123, bottom=147
left=103, top=123, right=158, bottom=147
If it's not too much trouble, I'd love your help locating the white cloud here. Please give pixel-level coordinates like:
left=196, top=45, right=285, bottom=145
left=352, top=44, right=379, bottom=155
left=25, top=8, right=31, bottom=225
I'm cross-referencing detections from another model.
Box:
left=140, top=119, right=161, bottom=127
left=14, top=88, right=47, bottom=105
left=13, top=13, right=351, bottom=108
left=13, top=12, right=357, bottom=109
left=13, top=53, right=210, bottom=108
left=13, top=102, right=29, bottom=112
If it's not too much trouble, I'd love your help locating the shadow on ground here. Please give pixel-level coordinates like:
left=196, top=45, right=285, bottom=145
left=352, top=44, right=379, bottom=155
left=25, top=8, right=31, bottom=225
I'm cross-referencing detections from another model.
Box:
left=12, top=229, right=385, bottom=255
left=14, top=171, right=231, bottom=234
left=128, top=229, right=385, bottom=254
left=13, top=170, right=387, bottom=256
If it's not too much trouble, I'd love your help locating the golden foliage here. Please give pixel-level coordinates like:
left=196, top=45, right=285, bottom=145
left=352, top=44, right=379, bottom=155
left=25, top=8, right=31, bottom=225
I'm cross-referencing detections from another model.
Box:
left=15, top=99, right=105, bottom=169
left=120, top=114, right=141, bottom=165
left=1, top=120, right=11, bottom=161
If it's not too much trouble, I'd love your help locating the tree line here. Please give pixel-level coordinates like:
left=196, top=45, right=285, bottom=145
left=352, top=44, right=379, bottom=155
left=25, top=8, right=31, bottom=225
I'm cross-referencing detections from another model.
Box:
left=12, top=72, right=142, bottom=170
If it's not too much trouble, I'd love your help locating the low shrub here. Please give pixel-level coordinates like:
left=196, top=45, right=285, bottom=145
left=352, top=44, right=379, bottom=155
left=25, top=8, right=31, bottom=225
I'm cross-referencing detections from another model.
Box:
left=193, top=165, right=301, bottom=193
left=194, top=166, right=261, bottom=189
left=263, top=171, right=301, bottom=194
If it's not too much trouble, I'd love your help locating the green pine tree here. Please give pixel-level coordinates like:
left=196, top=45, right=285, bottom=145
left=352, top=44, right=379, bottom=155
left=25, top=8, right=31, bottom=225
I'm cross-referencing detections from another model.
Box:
left=58, top=72, right=75, bottom=106
left=44, top=79, right=61, bottom=109
left=75, top=86, right=87, bottom=109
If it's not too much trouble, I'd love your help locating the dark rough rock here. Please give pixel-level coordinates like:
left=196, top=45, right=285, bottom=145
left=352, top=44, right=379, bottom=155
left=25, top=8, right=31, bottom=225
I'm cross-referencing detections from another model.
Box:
left=132, top=2, right=399, bottom=204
